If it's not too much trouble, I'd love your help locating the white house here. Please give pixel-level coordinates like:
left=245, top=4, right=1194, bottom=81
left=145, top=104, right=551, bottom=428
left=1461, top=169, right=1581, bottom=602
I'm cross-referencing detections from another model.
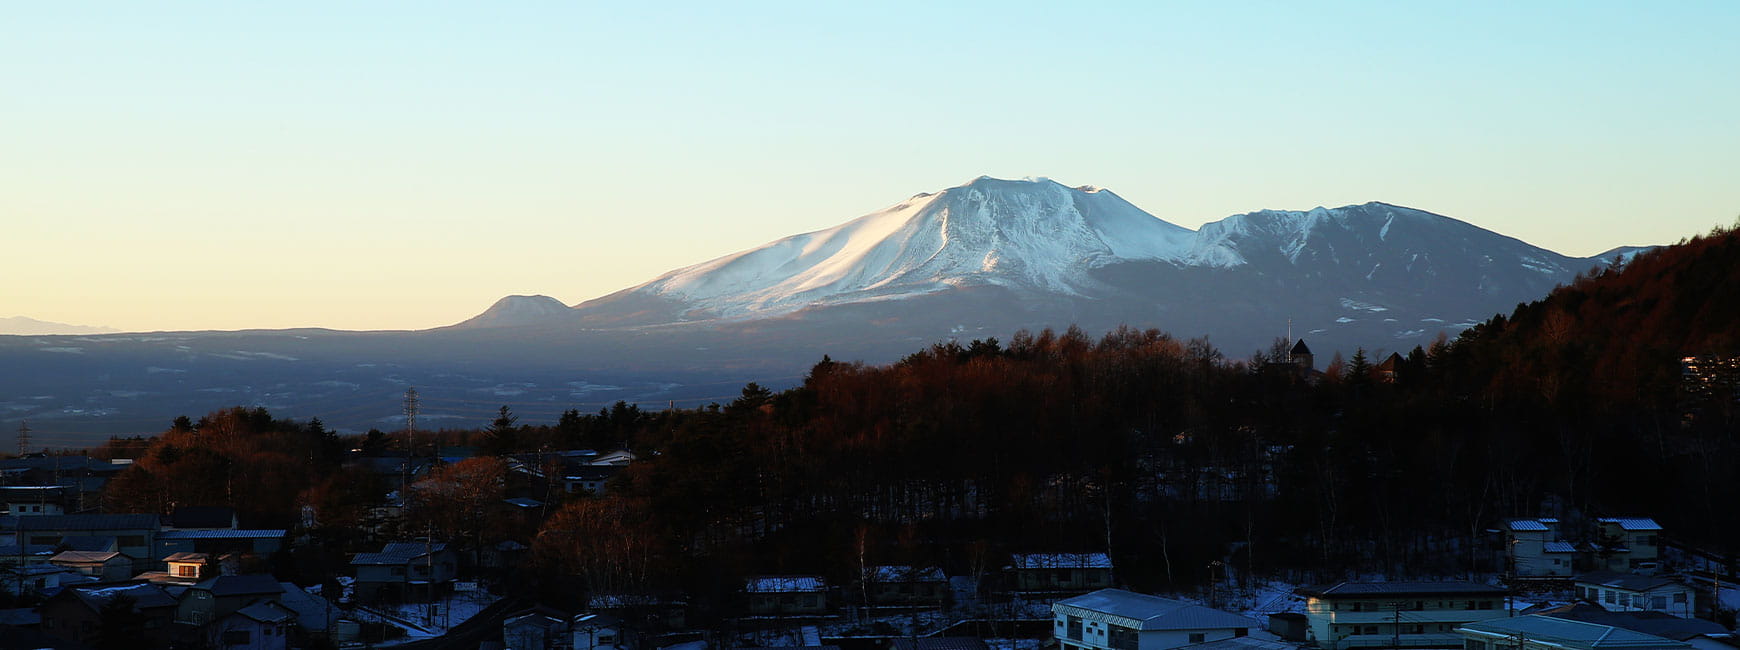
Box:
left=1295, top=582, right=1508, bottom=650
left=1506, top=519, right=1577, bottom=578
left=1574, top=571, right=1696, bottom=618
left=1053, top=588, right=1259, bottom=650
left=1595, top=518, right=1662, bottom=573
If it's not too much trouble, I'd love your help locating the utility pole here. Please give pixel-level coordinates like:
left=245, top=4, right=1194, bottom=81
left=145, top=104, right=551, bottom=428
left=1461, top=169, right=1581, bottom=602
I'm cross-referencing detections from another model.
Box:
left=1387, top=601, right=1406, bottom=650
left=401, top=387, right=419, bottom=499
left=15, top=420, right=29, bottom=455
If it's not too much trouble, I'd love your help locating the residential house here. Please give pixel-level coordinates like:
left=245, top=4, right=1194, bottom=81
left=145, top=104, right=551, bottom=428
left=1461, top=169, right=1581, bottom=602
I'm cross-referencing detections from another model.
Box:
left=1574, top=572, right=1696, bottom=618
left=503, top=606, right=569, bottom=650
left=745, top=576, right=829, bottom=616
left=564, top=465, right=621, bottom=495
left=176, top=574, right=286, bottom=626
left=166, top=552, right=214, bottom=582
left=865, top=565, right=949, bottom=605
left=203, top=600, right=297, bottom=650
left=0, top=513, right=160, bottom=572
left=39, top=580, right=179, bottom=648
left=1053, top=588, right=1258, bottom=650
left=274, top=581, right=352, bottom=646
left=1595, top=519, right=1662, bottom=573
left=1, top=485, right=70, bottom=516
left=48, top=550, right=131, bottom=581
left=573, top=612, right=629, bottom=650
left=352, top=541, right=458, bottom=602
left=1295, top=582, right=1508, bottom=649
left=1458, top=615, right=1689, bottom=650
left=1528, top=603, right=1725, bottom=643
left=1506, top=519, right=1578, bottom=578
left=1010, top=553, right=1115, bottom=595
left=502, top=608, right=631, bottom=650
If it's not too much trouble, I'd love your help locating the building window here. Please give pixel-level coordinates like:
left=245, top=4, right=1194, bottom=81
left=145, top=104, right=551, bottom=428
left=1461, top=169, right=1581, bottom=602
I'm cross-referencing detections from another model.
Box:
left=1068, top=616, right=1083, bottom=641
left=176, top=564, right=199, bottom=578
left=1605, top=591, right=1616, bottom=604
left=1190, top=634, right=1206, bottom=643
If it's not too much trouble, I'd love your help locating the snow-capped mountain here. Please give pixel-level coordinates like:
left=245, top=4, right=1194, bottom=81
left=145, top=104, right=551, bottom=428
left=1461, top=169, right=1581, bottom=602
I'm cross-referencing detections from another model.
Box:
left=549, top=176, right=1623, bottom=353
left=446, top=294, right=572, bottom=329
left=620, top=176, right=1195, bottom=319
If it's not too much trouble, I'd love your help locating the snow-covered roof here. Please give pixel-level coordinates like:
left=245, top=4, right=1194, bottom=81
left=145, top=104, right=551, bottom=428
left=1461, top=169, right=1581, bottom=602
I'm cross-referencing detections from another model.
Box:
left=1575, top=571, right=1687, bottom=593
left=50, top=550, right=121, bottom=564
left=1599, top=518, right=1663, bottom=531
left=1054, top=589, right=1258, bottom=632
left=1011, top=553, right=1113, bottom=569
left=233, top=601, right=296, bottom=624
left=745, top=576, right=825, bottom=593
left=869, top=565, right=946, bottom=583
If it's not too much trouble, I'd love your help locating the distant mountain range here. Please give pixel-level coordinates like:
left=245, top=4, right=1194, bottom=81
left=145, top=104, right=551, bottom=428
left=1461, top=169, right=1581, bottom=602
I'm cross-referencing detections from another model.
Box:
left=0, top=316, right=119, bottom=336
left=0, top=176, right=1647, bottom=440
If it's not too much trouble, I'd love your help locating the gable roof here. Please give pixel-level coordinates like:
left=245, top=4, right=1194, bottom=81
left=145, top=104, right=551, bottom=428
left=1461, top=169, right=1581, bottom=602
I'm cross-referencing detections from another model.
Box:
left=1576, top=571, right=1688, bottom=593
left=50, top=550, right=122, bottom=564
left=353, top=541, right=448, bottom=565
left=1291, top=340, right=1311, bottom=354
left=745, top=576, right=825, bottom=593
left=1461, top=615, right=1689, bottom=649
left=1530, top=603, right=1725, bottom=641
left=1055, top=589, right=1258, bottom=632
left=59, top=581, right=179, bottom=612
left=1011, top=552, right=1113, bottom=569
left=1599, top=518, right=1663, bottom=531
left=232, top=600, right=297, bottom=625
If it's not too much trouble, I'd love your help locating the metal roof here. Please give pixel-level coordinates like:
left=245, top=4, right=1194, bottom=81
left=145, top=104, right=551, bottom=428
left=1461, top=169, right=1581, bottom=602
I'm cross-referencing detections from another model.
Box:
left=1575, top=571, right=1688, bottom=593
left=745, top=576, right=825, bottom=593
left=870, top=565, right=946, bottom=583
left=1544, top=542, right=1579, bottom=553
left=1509, top=519, right=1551, bottom=531
left=158, top=529, right=286, bottom=540
left=1012, top=552, right=1113, bottom=569
left=1054, top=589, right=1259, bottom=632
left=1460, top=615, right=1689, bottom=649
left=1297, top=581, right=1506, bottom=598
left=1599, top=518, right=1663, bottom=531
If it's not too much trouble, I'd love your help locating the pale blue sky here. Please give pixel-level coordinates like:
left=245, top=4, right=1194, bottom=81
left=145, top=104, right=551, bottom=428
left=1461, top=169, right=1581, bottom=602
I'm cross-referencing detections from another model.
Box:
left=4, top=1, right=1737, bottom=331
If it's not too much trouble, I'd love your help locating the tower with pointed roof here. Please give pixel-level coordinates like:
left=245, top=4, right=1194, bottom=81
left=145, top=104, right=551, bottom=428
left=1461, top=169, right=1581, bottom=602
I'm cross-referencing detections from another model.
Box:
left=1290, top=339, right=1314, bottom=371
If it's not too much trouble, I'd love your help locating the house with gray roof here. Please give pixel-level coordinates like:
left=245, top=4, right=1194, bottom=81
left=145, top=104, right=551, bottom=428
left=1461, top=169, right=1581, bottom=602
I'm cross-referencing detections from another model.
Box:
left=1458, top=615, right=1690, bottom=650
left=1575, top=572, right=1697, bottom=618
left=745, top=575, right=828, bottom=616
left=1010, top=552, right=1115, bottom=595
left=1596, top=518, right=1663, bottom=573
left=352, top=541, right=457, bottom=603
left=1054, top=588, right=1259, bottom=650
left=1295, top=582, right=1508, bottom=649
left=1506, top=518, right=1578, bottom=578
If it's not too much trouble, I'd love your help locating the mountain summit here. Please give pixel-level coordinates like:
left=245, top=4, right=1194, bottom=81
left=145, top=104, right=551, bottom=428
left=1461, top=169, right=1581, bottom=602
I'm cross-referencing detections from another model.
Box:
left=465, top=176, right=1636, bottom=359
left=621, top=176, right=1196, bottom=319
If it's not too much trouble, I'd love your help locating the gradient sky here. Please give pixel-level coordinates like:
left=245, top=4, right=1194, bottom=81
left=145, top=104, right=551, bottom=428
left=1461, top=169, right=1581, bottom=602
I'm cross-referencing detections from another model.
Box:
left=5, top=1, right=1737, bottom=332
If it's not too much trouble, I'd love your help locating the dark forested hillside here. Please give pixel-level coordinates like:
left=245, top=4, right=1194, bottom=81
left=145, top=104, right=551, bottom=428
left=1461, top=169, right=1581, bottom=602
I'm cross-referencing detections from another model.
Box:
left=52, top=223, right=1740, bottom=620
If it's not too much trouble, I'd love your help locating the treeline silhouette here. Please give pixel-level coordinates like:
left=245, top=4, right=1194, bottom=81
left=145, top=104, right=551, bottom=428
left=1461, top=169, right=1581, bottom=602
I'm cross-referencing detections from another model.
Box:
left=71, top=222, right=1740, bottom=612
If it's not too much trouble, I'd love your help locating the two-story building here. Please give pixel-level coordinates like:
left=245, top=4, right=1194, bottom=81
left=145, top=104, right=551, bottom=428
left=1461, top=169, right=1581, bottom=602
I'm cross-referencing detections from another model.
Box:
left=1506, top=519, right=1578, bottom=578
left=1010, top=553, right=1115, bottom=596
left=177, top=574, right=287, bottom=626
left=1595, top=519, right=1662, bottom=573
left=351, top=541, right=458, bottom=603
left=1459, top=615, right=1689, bottom=650
left=1053, top=588, right=1258, bottom=650
left=1296, top=582, right=1509, bottom=649
left=1574, top=572, right=1696, bottom=618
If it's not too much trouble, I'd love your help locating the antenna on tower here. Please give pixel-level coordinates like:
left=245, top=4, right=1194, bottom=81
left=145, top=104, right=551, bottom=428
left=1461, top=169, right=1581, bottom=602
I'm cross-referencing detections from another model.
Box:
left=401, top=387, right=419, bottom=497
left=16, top=420, right=30, bottom=455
